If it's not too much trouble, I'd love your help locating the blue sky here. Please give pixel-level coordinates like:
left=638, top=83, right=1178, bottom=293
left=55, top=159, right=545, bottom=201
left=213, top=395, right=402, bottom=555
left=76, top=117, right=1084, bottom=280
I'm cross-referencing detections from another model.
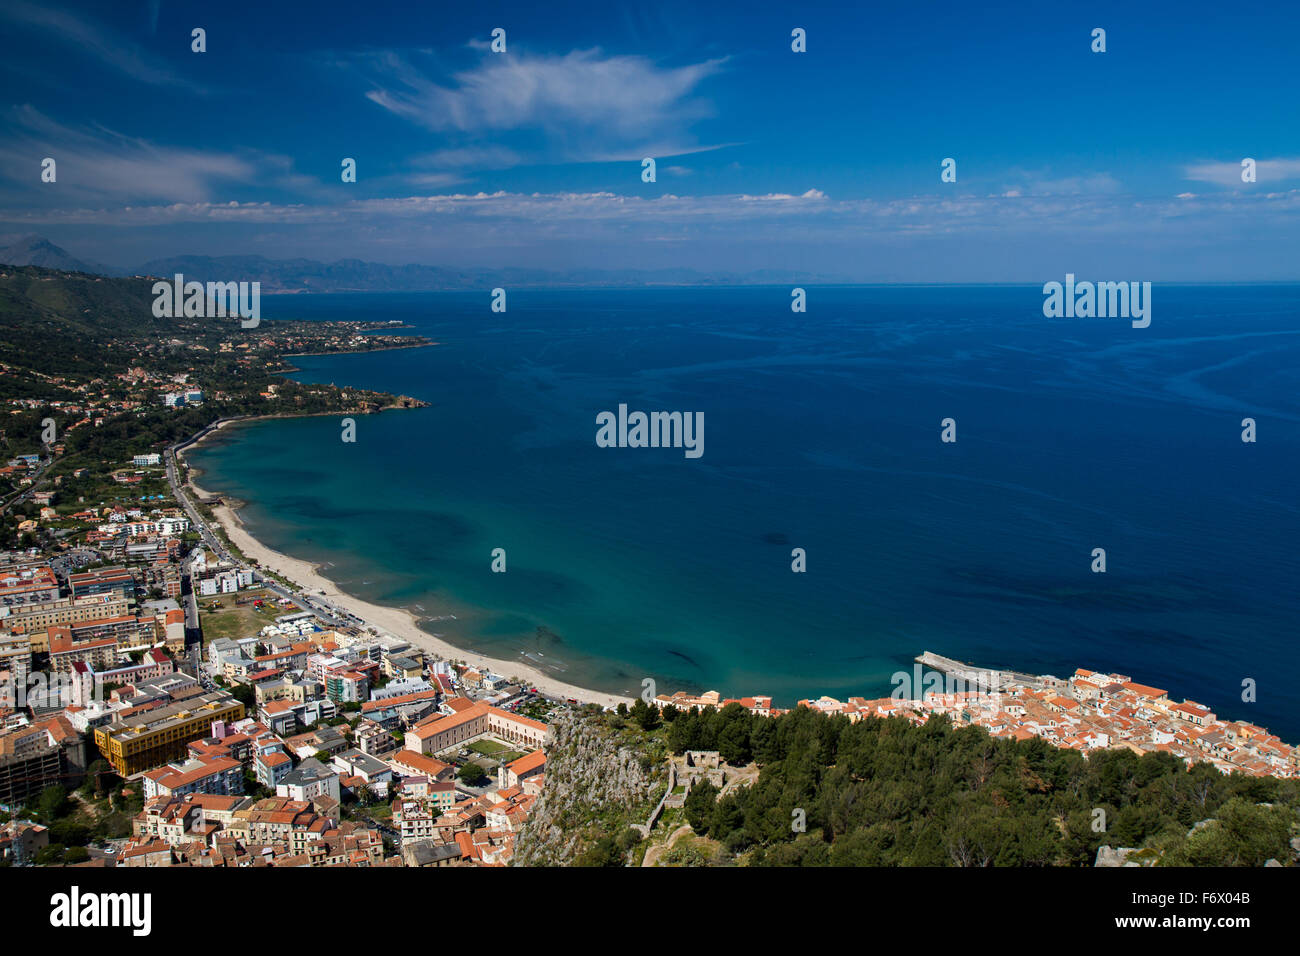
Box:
left=1, top=0, right=1297, bottom=280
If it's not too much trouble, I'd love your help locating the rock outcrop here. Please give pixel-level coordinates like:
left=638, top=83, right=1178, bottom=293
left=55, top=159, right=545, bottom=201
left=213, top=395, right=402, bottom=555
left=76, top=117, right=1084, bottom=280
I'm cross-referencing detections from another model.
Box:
left=513, top=713, right=655, bottom=866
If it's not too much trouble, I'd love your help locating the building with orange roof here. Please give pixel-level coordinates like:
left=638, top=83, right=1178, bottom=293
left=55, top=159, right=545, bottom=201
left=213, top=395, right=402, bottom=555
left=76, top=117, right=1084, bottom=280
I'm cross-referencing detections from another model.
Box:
left=404, top=699, right=549, bottom=755
left=388, top=750, right=455, bottom=781
left=142, top=754, right=243, bottom=800
left=1121, top=681, right=1168, bottom=703
left=498, top=747, right=546, bottom=788
left=722, top=695, right=773, bottom=716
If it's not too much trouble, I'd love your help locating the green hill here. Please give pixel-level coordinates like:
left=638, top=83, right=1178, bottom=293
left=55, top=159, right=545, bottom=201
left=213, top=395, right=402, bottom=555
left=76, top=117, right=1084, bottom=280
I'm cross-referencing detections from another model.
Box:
left=524, top=703, right=1300, bottom=867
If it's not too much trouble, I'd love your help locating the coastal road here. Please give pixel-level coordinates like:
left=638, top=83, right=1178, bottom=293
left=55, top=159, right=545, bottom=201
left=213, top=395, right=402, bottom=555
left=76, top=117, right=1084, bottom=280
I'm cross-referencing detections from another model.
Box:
left=166, top=448, right=230, bottom=562
left=164, top=446, right=211, bottom=650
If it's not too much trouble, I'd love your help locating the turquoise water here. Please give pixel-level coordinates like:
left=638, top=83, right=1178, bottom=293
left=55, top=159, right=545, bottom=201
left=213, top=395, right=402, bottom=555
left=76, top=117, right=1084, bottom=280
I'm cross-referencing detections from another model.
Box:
left=189, top=286, right=1300, bottom=738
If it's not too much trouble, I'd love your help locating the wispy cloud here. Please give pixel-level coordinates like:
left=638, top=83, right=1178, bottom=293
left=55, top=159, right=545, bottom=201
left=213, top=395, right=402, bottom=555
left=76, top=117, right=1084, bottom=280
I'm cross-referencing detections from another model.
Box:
left=997, top=170, right=1124, bottom=197
left=413, top=147, right=523, bottom=170
left=0, top=107, right=312, bottom=204
left=0, top=1, right=203, bottom=91
left=7, top=186, right=1297, bottom=241
left=1183, top=157, right=1300, bottom=186
left=352, top=47, right=727, bottom=164
left=8, top=187, right=1297, bottom=281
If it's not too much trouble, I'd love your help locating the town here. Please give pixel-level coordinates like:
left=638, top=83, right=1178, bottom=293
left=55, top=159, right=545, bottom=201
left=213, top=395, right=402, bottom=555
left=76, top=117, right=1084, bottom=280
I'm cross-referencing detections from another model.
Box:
left=0, top=270, right=567, bottom=867
left=0, top=470, right=559, bottom=867
left=0, top=267, right=1293, bottom=871
left=3, top=419, right=1296, bottom=868
left=652, top=655, right=1298, bottom=780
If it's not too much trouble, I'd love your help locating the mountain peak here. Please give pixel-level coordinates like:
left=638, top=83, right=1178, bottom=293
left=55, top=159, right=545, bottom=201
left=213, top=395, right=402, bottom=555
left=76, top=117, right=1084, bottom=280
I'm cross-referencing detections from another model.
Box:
left=0, top=235, right=109, bottom=274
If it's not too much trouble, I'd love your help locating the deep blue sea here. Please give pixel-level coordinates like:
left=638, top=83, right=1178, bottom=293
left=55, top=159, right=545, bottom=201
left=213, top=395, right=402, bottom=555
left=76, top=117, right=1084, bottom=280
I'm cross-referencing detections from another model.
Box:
left=188, top=286, right=1300, bottom=739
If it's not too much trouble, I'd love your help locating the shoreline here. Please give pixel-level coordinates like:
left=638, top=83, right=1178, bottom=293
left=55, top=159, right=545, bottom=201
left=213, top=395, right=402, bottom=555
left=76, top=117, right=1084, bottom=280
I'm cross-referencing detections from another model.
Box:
left=280, top=340, right=437, bottom=364
left=176, top=422, right=1300, bottom=758
left=180, top=421, right=630, bottom=709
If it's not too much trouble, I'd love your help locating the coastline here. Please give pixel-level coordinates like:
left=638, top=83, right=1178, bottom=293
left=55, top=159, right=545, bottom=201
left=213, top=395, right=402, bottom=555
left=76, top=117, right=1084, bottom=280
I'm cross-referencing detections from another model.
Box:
left=180, top=420, right=630, bottom=709
left=280, top=339, right=437, bottom=364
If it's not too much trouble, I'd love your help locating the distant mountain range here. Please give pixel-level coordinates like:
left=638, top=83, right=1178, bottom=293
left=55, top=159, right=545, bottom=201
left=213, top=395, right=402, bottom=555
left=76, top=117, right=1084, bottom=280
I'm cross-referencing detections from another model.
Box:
left=0, top=235, right=116, bottom=276
left=0, top=235, right=840, bottom=291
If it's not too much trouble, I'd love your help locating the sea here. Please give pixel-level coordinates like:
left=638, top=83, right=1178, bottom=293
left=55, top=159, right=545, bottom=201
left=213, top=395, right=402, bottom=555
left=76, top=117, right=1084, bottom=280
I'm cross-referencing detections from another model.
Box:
left=187, top=285, right=1300, bottom=740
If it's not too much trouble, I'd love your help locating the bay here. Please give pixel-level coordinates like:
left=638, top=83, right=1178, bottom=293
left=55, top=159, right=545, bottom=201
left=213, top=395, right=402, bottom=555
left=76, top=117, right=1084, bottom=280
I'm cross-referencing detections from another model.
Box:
left=188, top=285, right=1300, bottom=739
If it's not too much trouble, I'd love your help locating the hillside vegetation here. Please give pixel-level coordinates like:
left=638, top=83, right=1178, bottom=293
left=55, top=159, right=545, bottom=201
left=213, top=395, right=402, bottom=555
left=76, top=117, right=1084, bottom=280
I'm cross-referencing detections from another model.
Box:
left=521, top=702, right=1300, bottom=867
left=0, top=266, right=427, bottom=463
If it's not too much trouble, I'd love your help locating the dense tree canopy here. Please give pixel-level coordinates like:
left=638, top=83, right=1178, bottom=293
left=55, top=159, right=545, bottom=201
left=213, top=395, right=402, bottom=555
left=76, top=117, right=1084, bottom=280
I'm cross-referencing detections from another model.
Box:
left=655, top=703, right=1299, bottom=866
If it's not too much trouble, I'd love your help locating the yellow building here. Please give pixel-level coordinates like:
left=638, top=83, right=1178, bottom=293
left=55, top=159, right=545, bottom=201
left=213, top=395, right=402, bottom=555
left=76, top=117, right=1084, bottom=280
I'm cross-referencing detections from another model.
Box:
left=94, top=692, right=245, bottom=776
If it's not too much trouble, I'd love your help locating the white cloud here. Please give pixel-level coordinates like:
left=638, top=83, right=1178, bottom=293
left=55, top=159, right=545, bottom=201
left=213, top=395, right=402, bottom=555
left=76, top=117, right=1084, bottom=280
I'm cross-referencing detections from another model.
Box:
left=7, top=187, right=1298, bottom=241
left=739, top=190, right=828, bottom=201
left=1184, top=157, right=1300, bottom=185
left=0, top=107, right=311, bottom=204
left=353, top=47, right=726, bottom=164
left=8, top=187, right=1298, bottom=282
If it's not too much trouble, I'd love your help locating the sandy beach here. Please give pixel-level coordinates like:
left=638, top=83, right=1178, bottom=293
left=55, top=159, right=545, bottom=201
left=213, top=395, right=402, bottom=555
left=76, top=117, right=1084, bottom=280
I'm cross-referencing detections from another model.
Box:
left=180, top=423, right=630, bottom=709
